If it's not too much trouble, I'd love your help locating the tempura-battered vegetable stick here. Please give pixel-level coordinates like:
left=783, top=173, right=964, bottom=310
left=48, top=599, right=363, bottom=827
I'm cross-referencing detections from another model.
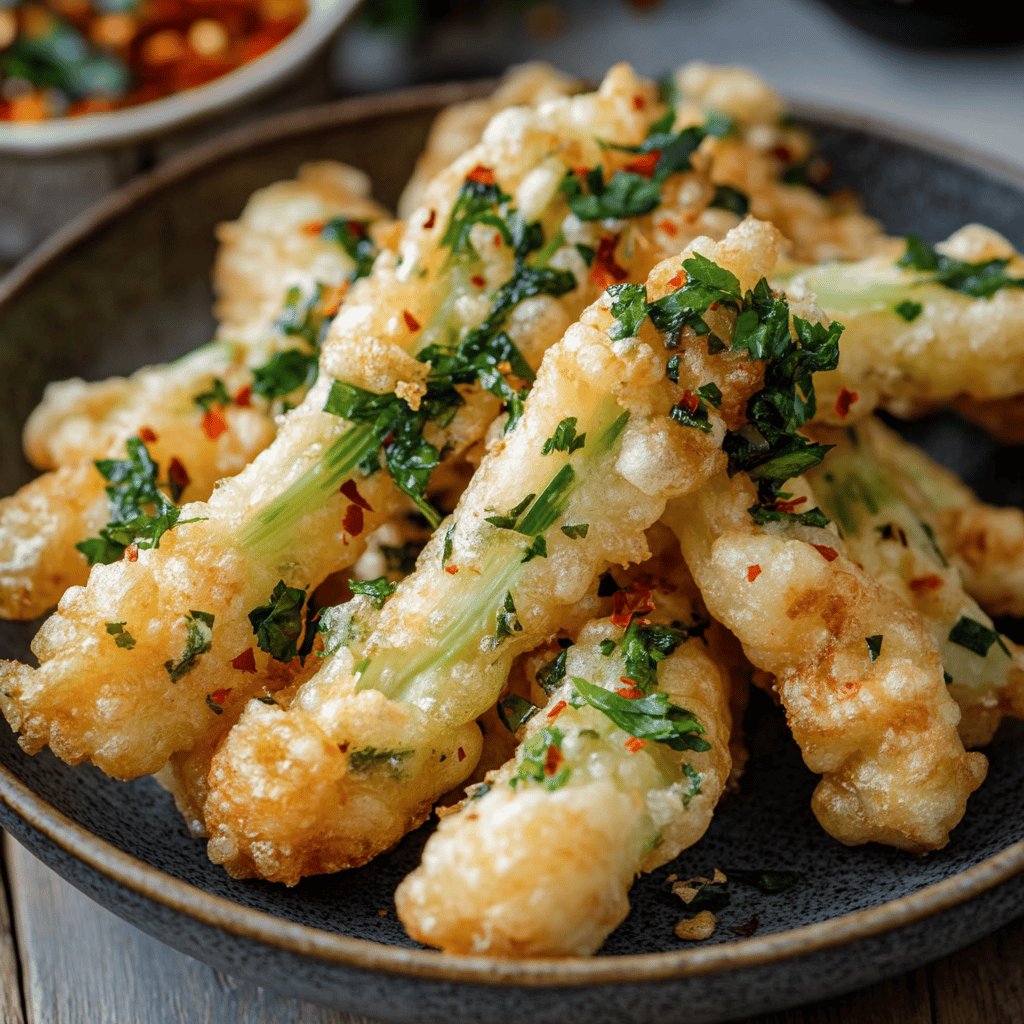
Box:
left=780, top=225, right=1024, bottom=422
left=203, top=219, right=844, bottom=883
left=0, top=65, right=744, bottom=778
left=669, top=63, right=884, bottom=263
left=397, top=63, right=580, bottom=219
left=396, top=565, right=732, bottom=957
left=807, top=420, right=1017, bottom=747
left=855, top=419, right=1024, bottom=621
left=0, top=167, right=387, bottom=621
left=23, top=163, right=385, bottom=471
left=665, top=474, right=987, bottom=851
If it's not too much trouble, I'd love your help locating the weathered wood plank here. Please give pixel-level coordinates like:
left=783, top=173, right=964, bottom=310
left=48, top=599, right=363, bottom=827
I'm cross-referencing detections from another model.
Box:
left=748, top=969, right=932, bottom=1024
left=4, top=837, right=372, bottom=1024
left=929, top=918, right=1024, bottom=1024
left=0, top=838, right=25, bottom=1023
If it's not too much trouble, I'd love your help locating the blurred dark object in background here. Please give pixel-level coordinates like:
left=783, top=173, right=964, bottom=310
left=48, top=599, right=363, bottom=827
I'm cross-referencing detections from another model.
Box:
left=816, top=0, right=1024, bottom=47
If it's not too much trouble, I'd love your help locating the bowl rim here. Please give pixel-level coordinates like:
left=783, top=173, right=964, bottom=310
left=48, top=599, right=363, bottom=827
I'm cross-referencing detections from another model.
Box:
left=2, top=80, right=1024, bottom=988
left=0, top=0, right=359, bottom=156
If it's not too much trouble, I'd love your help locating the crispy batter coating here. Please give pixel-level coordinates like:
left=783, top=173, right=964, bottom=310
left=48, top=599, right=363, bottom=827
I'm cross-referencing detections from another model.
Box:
left=670, top=63, right=884, bottom=262
left=666, top=473, right=987, bottom=851
left=398, top=63, right=581, bottom=219
left=785, top=226, right=1024, bottom=423
left=396, top=566, right=732, bottom=957
left=203, top=224, right=781, bottom=884
left=808, top=420, right=1017, bottom=747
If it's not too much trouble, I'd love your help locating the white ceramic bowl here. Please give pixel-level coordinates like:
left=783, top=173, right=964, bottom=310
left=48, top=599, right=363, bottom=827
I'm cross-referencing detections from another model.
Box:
left=0, top=0, right=359, bottom=156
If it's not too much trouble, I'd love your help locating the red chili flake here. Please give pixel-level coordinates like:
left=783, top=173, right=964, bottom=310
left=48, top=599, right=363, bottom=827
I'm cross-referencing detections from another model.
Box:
left=167, top=457, right=190, bottom=496
left=838, top=679, right=861, bottom=699
left=342, top=504, right=364, bottom=537
left=210, top=688, right=232, bottom=707
left=632, top=94, right=646, bottom=110
left=747, top=564, right=762, bottom=583
left=547, top=699, right=568, bottom=720
left=590, top=234, right=629, bottom=289
left=301, top=220, right=326, bottom=235
left=346, top=220, right=367, bottom=238
left=124, top=543, right=139, bottom=563
left=616, top=685, right=645, bottom=700
left=835, top=387, right=859, bottom=418
left=470, top=274, right=485, bottom=287
left=658, top=218, right=678, bottom=236
left=403, top=310, right=421, bottom=332
left=340, top=479, right=372, bottom=511
left=611, top=586, right=655, bottom=627
left=444, top=565, right=459, bottom=575
left=423, top=208, right=436, bottom=229
left=544, top=743, right=564, bottom=775
left=493, top=232, right=503, bottom=247
left=466, top=164, right=496, bottom=186
left=667, top=271, right=686, bottom=289
left=624, top=737, right=646, bottom=753
left=813, top=544, right=839, bottom=562
left=772, top=496, right=807, bottom=514
left=139, top=426, right=158, bottom=443
left=676, top=390, right=700, bottom=415
left=771, top=144, right=792, bottom=162
left=201, top=407, right=228, bottom=440
left=457, top=746, right=467, bottom=762
left=233, top=385, right=252, bottom=407
left=910, top=574, right=944, bottom=593
left=231, top=648, right=257, bottom=673
left=624, top=150, right=661, bottom=179
left=572, top=165, right=591, bottom=180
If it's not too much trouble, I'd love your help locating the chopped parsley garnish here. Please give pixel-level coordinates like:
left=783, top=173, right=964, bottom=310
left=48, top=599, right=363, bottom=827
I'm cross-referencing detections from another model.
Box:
left=563, top=111, right=729, bottom=222
left=510, top=725, right=570, bottom=791
left=670, top=400, right=712, bottom=432
left=541, top=416, right=586, bottom=455
left=77, top=437, right=192, bottom=566
left=697, top=382, right=723, bottom=407
left=572, top=676, right=710, bottom=751
left=947, top=616, right=1011, bottom=658
left=898, top=235, right=1024, bottom=298
left=682, top=763, right=702, bottom=806
left=498, top=694, right=539, bottom=733
left=748, top=504, right=830, bottom=528
left=320, top=218, right=377, bottom=280
left=275, top=283, right=332, bottom=350
left=866, top=634, right=883, bottom=662
left=105, top=621, right=136, bottom=650
left=494, top=591, right=523, bottom=643
left=684, top=880, right=731, bottom=913
left=560, top=523, right=589, bottom=539
left=440, top=174, right=512, bottom=258
left=349, top=576, right=398, bottom=610
left=193, top=377, right=231, bottom=412
left=205, top=694, right=225, bottom=715
left=599, top=638, right=617, bottom=657
left=252, top=348, right=319, bottom=401
left=521, top=535, right=548, bottom=562
left=608, top=282, right=650, bottom=340
left=725, top=868, right=802, bottom=894
left=621, top=619, right=696, bottom=693
left=709, top=184, right=750, bottom=215
left=441, top=526, right=454, bottom=568
left=164, top=610, right=214, bottom=683
left=248, top=581, right=313, bottom=663
left=894, top=299, right=923, bottom=322
left=575, top=243, right=596, bottom=266
left=348, top=746, right=414, bottom=778
left=536, top=647, right=569, bottom=693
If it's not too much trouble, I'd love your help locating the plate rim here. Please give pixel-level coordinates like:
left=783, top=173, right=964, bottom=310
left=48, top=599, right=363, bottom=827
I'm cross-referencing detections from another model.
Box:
left=2, top=80, right=1024, bottom=989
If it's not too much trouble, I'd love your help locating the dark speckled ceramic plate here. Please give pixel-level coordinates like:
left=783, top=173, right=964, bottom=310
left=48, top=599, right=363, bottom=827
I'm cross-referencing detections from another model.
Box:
left=1, top=83, right=1023, bottom=1024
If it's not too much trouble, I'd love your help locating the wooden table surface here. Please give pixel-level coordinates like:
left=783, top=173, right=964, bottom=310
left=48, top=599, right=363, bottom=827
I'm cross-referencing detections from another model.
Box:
left=0, top=834, right=1020, bottom=1024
